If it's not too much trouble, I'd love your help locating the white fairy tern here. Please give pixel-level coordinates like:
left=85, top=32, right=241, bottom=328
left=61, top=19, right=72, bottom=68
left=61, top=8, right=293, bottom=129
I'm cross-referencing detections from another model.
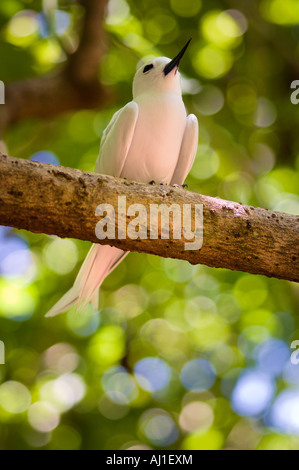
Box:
left=46, top=39, right=198, bottom=317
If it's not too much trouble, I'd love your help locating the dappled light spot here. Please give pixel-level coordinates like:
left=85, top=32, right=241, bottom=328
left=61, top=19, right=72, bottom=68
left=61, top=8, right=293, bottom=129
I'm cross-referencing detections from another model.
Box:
left=255, top=174, right=284, bottom=209
left=226, top=420, right=260, bottom=450
left=43, top=343, right=80, bottom=374
left=110, top=284, right=148, bottom=319
left=0, top=280, right=36, bottom=320
left=185, top=273, right=219, bottom=298
left=139, top=409, right=179, bottom=447
left=193, top=85, right=224, bottom=116
left=221, top=368, right=244, bottom=398
left=50, top=424, right=81, bottom=450
left=225, top=10, right=248, bottom=35
left=0, top=235, right=35, bottom=279
left=255, top=338, right=290, bottom=377
left=215, top=293, right=241, bottom=324
left=240, top=308, right=273, bottom=330
left=234, top=275, right=268, bottom=310
left=98, top=394, right=129, bottom=420
left=184, top=296, right=216, bottom=328
left=6, top=10, right=38, bottom=46
left=254, top=97, right=277, bottom=127
left=191, top=146, right=219, bottom=180
left=192, top=45, right=233, bottom=79
left=221, top=171, right=254, bottom=204
left=163, top=258, right=197, bottom=283
left=273, top=194, right=299, bottom=215
left=181, top=76, right=201, bottom=95
left=238, top=326, right=270, bottom=358
left=170, top=0, right=201, bottom=18
left=283, top=362, right=299, bottom=386
left=106, top=0, right=130, bottom=26
left=179, top=401, right=214, bottom=432
left=0, top=235, right=27, bottom=263
left=134, top=357, right=171, bottom=393
left=180, top=359, right=216, bottom=391
left=53, top=10, right=71, bottom=36
left=125, top=443, right=152, bottom=450
left=1, top=249, right=34, bottom=279
left=249, top=143, right=275, bottom=174
left=231, top=370, right=275, bottom=416
left=30, top=151, right=60, bottom=165
left=123, top=33, right=153, bottom=54
left=190, top=312, right=230, bottom=350
left=0, top=381, right=31, bottom=414
left=23, top=428, right=51, bottom=448
left=165, top=299, right=198, bottom=331
left=209, top=344, right=235, bottom=374
left=201, top=11, right=243, bottom=49
left=44, top=238, right=78, bottom=275
left=181, top=428, right=224, bottom=450
left=28, top=401, right=60, bottom=433
left=140, top=318, right=189, bottom=363
left=227, top=80, right=257, bottom=115
left=102, top=366, right=138, bottom=404
left=32, top=38, right=64, bottom=67
left=67, top=304, right=100, bottom=337
left=144, top=13, right=178, bottom=45
left=39, top=373, right=86, bottom=413
left=268, top=390, right=299, bottom=434
left=87, top=325, right=126, bottom=366
left=260, top=0, right=299, bottom=25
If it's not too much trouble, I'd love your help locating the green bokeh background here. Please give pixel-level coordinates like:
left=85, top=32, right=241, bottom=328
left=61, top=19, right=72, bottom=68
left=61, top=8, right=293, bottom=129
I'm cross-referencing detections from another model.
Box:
left=0, top=0, right=299, bottom=450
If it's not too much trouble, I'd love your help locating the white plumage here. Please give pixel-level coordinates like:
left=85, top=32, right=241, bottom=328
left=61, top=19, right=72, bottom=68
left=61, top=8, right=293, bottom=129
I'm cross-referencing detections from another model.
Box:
left=46, top=43, right=198, bottom=318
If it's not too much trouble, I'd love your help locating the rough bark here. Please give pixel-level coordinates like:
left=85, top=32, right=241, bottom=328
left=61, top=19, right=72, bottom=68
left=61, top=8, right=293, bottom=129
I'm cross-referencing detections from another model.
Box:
left=0, top=153, right=298, bottom=283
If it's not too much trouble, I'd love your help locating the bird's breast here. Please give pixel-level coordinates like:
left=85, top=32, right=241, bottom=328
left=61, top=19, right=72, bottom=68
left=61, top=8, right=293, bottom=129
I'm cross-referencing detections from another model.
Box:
left=121, top=94, right=187, bottom=184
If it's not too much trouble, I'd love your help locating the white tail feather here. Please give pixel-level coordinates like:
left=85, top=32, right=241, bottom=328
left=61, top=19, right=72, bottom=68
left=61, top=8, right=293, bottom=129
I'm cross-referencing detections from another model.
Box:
left=45, top=244, right=128, bottom=317
left=45, top=285, right=80, bottom=318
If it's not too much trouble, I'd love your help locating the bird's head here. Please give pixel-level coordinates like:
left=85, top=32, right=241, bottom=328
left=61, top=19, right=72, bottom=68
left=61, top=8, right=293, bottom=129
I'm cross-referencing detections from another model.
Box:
left=133, top=39, right=191, bottom=98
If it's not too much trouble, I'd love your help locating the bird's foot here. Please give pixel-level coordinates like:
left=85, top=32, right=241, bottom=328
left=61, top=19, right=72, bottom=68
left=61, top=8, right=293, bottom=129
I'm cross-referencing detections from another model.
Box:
left=172, top=183, right=188, bottom=189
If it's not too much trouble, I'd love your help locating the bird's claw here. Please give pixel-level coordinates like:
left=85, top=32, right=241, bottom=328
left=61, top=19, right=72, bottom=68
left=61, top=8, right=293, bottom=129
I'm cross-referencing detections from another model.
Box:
left=172, top=183, right=188, bottom=189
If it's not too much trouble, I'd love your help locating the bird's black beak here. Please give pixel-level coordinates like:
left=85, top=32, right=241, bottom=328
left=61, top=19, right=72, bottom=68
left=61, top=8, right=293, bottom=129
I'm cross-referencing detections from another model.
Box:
left=163, top=38, right=191, bottom=76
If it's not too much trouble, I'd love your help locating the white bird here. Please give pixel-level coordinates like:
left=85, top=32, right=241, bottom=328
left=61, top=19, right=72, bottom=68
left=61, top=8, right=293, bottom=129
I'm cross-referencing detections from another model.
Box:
left=45, top=40, right=198, bottom=318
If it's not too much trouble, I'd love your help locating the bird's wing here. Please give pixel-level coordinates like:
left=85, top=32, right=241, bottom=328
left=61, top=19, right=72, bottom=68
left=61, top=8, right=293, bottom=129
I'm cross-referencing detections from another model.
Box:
left=171, top=114, right=198, bottom=185
left=95, top=101, right=139, bottom=177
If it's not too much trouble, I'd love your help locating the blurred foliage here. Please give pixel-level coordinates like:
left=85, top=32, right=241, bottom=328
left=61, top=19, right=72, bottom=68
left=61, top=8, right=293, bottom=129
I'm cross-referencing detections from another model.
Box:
left=0, top=0, right=299, bottom=450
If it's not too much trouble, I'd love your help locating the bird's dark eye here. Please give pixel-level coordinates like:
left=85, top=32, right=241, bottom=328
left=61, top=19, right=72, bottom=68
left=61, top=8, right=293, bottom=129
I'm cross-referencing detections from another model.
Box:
left=143, top=64, right=154, bottom=73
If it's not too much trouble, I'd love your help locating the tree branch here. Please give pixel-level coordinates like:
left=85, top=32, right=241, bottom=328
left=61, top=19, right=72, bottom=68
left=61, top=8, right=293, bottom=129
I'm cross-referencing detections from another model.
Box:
left=0, top=153, right=298, bottom=283
left=0, top=0, right=110, bottom=135
left=67, top=0, right=108, bottom=83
